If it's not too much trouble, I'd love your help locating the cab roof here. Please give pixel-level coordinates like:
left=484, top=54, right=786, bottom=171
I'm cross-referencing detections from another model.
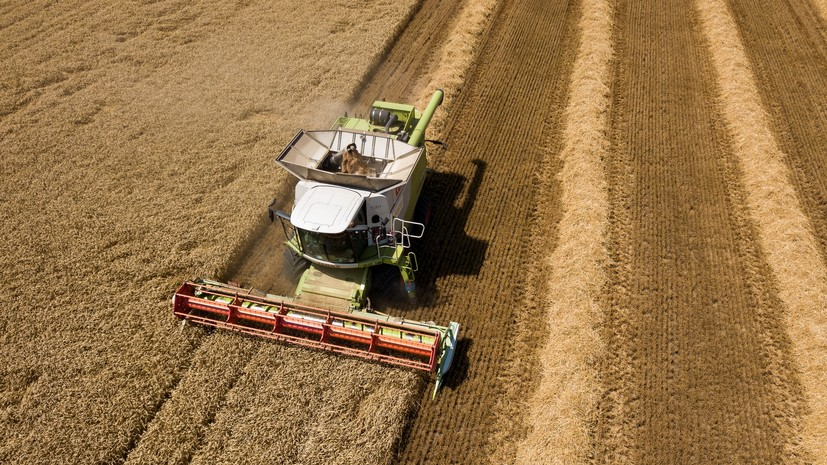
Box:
left=290, top=185, right=363, bottom=234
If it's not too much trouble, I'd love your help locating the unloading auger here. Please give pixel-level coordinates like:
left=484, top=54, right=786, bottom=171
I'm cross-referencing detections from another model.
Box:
left=173, top=90, right=459, bottom=397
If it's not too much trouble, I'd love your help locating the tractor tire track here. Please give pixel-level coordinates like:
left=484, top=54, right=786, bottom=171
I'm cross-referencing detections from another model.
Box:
left=596, top=0, right=804, bottom=462
left=121, top=334, right=260, bottom=465
left=353, top=0, right=466, bottom=111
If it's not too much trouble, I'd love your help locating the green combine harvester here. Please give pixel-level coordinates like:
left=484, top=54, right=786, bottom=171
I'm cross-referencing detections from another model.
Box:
left=173, top=90, right=459, bottom=397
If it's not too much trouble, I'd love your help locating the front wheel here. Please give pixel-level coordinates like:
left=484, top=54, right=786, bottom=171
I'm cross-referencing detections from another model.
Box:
left=282, top=247, right=308, bottom=283
left=371, top=264, right=404, bottom=302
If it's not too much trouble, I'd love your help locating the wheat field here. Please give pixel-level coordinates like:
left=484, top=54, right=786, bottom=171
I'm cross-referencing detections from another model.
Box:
left=2, top=0, right=827, bottom=463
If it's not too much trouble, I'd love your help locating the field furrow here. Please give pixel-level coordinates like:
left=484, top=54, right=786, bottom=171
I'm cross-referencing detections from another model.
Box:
left=596, top=0, right=804, bottom=463
left=122, top=333, right=259, bottom=465
left=186, top=347, right=418, bottom=465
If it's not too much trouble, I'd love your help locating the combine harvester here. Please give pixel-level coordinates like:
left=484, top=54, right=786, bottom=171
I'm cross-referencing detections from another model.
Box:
left=173, top=90, right=459, bottom=396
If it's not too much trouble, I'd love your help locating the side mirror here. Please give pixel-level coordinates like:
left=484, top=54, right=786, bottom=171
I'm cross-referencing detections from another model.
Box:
left=268, top=198, right=278, bottom=222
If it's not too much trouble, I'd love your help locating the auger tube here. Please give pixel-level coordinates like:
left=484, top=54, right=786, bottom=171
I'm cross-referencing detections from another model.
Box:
left=408, top=89, right=444, bottom=147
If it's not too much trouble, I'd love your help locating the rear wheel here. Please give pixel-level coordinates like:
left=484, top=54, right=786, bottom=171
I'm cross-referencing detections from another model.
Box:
left=414, top=193, right=432, bottom=228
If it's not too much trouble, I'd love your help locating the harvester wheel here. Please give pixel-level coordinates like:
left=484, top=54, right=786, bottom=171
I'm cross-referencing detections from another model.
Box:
left=372, top=264, right=404, bottom=301
left=282, top=247, right=308, bottom=283
left=414, top=193, right=432, bottom=228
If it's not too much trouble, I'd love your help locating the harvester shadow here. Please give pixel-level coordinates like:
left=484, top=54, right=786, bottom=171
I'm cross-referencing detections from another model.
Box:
left=413, top=158, right=488, bottom=309
left=441, top=337, right=471, bottom=390
left=397, top=337, right=470, bottom=454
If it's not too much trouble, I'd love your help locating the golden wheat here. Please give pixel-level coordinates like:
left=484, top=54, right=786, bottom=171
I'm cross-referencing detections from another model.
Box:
left=0, top=1, right=421, bottom=463
left=813, top=0, right=827, bottom=23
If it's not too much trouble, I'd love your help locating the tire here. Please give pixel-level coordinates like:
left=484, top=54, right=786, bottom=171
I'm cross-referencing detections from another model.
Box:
left=282, top=246, right=308, bottom=283
left=414, top=193, right=432, bottom=228
left=371, top=264, right=404, bottom=301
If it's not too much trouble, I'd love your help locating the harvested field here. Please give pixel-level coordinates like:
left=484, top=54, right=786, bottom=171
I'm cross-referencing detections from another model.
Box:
left=512, top=0, right=613, bottom=462
left=595, top=0, right=809, bottom=462
left=348, top=0, right=500, bottom=141
left=3, top=0, right=827, bottom=463
left=697, top=0, right=827, bottom=460
left=724, top=0, right=827, bottom=260
left=393, top=0, right=580, bottom=462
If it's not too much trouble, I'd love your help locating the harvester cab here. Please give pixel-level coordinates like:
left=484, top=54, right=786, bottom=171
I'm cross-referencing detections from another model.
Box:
left=173, top=90, right=460, bottom=397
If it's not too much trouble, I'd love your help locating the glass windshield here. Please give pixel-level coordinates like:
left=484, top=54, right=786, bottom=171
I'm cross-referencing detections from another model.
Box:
left=297, top=228, right=368, bottom=264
